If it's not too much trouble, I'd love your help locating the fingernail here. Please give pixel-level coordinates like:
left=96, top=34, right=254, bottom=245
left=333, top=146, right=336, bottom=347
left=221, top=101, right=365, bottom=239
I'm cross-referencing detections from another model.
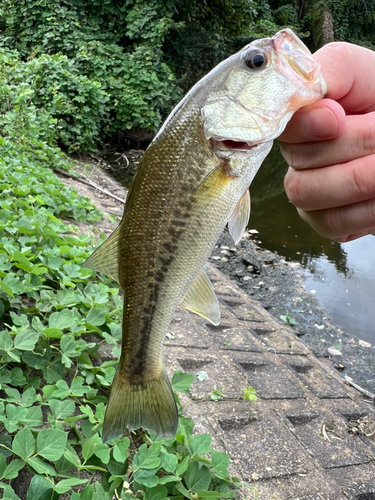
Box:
left=303, top=107, right=338, bottom=137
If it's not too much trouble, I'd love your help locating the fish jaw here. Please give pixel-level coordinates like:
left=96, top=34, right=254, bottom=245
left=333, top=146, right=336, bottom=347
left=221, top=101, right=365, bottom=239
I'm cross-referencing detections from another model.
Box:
left=201, top=29, right=326, bottom=149
left=273, top=28, right=328, bottom=106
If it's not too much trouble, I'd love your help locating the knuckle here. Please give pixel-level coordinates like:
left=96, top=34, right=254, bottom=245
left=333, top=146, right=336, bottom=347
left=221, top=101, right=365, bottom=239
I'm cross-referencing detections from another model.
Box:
left=285, top=144, right=315, bottom=169
left=284, top=168, right=313, bottom=210
left=364, top=199, right=375, bottom=227
left=320, top=208, right=345, bottom=239
left=356, top=125, right=375, bottom=157
left=350, top=160, right=375, bottom=200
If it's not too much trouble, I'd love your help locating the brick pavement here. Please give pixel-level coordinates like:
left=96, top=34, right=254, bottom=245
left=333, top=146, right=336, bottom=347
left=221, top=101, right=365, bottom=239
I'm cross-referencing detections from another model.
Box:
left=164, top=265, right=375, bottom=500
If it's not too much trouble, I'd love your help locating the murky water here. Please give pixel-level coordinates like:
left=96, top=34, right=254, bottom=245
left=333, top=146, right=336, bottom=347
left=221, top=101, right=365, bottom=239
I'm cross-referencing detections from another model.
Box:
left=250, top=143, right=375, bottom=345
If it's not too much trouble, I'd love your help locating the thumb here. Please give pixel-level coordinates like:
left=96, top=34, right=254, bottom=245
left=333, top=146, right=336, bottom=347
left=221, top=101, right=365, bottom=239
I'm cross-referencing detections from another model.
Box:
left=279, top=98, right=345, bottom=143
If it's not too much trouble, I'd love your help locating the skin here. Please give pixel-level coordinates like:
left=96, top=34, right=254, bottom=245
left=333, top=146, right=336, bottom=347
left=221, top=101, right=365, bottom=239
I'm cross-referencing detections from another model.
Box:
left=279, top=42, right=375, bottom=243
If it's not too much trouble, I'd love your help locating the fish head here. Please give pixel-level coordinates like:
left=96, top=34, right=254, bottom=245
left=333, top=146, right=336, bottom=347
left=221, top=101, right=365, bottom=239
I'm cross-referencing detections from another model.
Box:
left=201, top=28, right=327, bottom=153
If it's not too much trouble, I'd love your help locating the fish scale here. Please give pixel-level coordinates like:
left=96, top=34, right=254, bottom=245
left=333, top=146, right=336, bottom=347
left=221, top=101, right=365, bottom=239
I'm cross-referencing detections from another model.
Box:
left=83, top=28, right=327, bottom=441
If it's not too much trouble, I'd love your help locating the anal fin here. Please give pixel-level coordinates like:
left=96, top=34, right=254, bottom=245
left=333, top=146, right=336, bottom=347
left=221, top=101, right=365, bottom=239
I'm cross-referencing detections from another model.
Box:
left=228, top=188, right=250, bottom=244
left=82, top=225, right=121, bottom=283
left=180, top=269, right=220, bottom=325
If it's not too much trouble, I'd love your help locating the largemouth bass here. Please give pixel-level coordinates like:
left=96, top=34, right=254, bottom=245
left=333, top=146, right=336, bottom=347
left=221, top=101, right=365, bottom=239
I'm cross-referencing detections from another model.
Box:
left=84, top=29, right=326, bottom=442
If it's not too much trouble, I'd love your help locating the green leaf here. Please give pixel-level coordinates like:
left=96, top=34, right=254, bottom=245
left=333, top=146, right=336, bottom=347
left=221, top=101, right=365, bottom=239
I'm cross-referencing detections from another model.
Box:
left=82, top=433, right=109, bottom=463
left=0, top=368, right=12, bottom=386
left=196, top=491, right=236, bottom=498
left=145, top=486, right=168, bottom=500
left=191, top=434, right=212, bottom=455
left=37, top=429, right=67, bottom=460
left=24, top=406, right=43, bottom=427
left=174, top=483, right=194, bottom=500
left=112, top=437, right=130, bottom=462
left=26, top=474, right=58, bottom=500
left=54, top=478, right=88, bottom=494
left=0, top=436, right=12, bottom=457
left=0, top=279, right=14, bottom=298
left=54, top=453, right=76, bottom=474
left=184, top=461, right=211, bottom=493
left=132, top=443, right=161, bottom=470
left=0, top=454, right=6, bottom=478
left=80, top=485, right=94, bottom=500
left=21, top=387, right=37, bottom=407
left=5, top=388, right=21, bottom=404
left=86, top=307, right=108, bottom=326
left=60, top=335, right=86, bottom=361
left=70, top=377, right=90, bottom=396
left=158, top=475, right=181, bottom=484
left=81, top=434, right=97, bottom=461
left=14, top=329, right=39, bottom=351
left=210, top=388, right=223, bottom=401
left=49, top=309, right=76, bottom=330
left=160, top=451, right=178, bottom=473
left=175, top=456, right=189, bottom=476
left=0, top=331, right=13, bottom=351
left=26, top=457, right=57, bottom=476
left=10, top=367, right=26, bottom=386
left=93, top=482, right=110, bottom=500
left=12, top=428, right=35, bottom=458
left=2, top=485, right=21, bottom=500
left=243, top=386, right=257, bottom=402
left=3, top=459, right=25, bottom=480
left=133, top=468, right=159, bottom=488
left=171, top=370, right=194, bottom=394
left=6, top=404, right=28, bottom=428
left=49, top=399, right=75, bottom=419
left=63, top=445, right=81, bottom=469
left=211, top=450, right=230, bottom=480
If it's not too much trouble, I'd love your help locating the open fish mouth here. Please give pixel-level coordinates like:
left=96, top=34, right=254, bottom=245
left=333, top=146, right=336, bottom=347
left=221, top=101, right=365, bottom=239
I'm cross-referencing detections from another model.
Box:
left=212, top=137, right=260, bottom=151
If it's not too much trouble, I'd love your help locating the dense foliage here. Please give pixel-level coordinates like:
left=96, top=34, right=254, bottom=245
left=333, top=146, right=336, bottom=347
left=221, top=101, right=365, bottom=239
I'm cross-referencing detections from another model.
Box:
left=1, top=0, right=372, bottom=153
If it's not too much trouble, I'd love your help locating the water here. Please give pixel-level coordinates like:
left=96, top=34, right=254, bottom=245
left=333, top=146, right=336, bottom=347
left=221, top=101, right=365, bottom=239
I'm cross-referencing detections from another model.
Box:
left=250, top=143, right=375, bottom=345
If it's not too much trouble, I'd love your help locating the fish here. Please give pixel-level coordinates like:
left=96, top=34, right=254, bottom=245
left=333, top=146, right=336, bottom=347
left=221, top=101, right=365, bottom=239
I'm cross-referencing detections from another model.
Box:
left=83, top=28, right=326, bottom=442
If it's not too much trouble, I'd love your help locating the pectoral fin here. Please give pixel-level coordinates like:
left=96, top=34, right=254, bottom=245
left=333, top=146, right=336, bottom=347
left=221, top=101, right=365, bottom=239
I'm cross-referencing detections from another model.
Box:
left=82, top=225, right=121, bottom=282
left=228, top=188, right=250, bottom=244
left=180, top=270, right=221, bottom=325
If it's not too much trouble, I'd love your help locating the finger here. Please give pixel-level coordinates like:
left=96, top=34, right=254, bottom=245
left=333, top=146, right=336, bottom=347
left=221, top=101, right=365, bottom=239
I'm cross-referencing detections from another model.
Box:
left=280, top=111, right=375, bottom=168
left=284, top=154, right=375, bottom=211
left=296, top=198, right=375, bottom=241
left=314, top=42, right=375, bottom=113
left=336, top=229, right=375, bottom=243
left=279, top=99, right=345, bottom=143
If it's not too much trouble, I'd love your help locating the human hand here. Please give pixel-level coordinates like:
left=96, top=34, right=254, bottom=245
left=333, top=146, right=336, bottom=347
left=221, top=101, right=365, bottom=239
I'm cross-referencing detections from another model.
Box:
left=279, top=42, right=375, bottom=242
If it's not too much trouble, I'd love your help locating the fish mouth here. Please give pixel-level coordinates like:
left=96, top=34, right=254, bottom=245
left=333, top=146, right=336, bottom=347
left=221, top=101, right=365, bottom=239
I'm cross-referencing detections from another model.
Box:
left=212, top=137, right=260, bottom=151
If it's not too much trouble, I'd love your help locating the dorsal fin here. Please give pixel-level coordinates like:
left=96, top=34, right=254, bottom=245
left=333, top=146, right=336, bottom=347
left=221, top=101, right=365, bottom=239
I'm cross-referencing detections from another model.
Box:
left=228, top=188, right=250, bottom=244
left=82, top=225, right=121, bottom=283
left=180, top=269, right=220, bottom=325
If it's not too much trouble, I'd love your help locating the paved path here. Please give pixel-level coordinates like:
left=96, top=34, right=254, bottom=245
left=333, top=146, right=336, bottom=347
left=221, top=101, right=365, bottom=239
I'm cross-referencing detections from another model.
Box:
left=62, top=164, right=375, bottom=500
left=168, top=264, right=375, bottom=500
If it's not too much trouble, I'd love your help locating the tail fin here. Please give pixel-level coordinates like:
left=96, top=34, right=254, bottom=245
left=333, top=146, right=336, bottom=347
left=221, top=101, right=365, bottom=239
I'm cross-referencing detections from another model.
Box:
left=102, top=369, right=178, bottom=442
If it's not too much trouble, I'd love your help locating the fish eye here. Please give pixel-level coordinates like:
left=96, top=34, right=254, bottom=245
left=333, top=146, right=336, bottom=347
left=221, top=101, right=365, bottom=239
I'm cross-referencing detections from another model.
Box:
left=243, top=49, right=268, bottom=70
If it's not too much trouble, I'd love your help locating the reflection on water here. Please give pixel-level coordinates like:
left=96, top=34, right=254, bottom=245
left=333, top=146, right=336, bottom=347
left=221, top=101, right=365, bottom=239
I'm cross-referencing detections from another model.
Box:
left=250, top=142, right=375, bottom=344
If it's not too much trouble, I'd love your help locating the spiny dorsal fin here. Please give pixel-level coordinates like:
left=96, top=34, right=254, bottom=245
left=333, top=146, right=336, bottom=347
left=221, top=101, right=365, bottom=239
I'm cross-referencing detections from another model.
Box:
left=228, top=188, right=250, bottom=244
left=82, top=225, right=121, bottom=283
left=180, top=269, right=220, bottom=325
